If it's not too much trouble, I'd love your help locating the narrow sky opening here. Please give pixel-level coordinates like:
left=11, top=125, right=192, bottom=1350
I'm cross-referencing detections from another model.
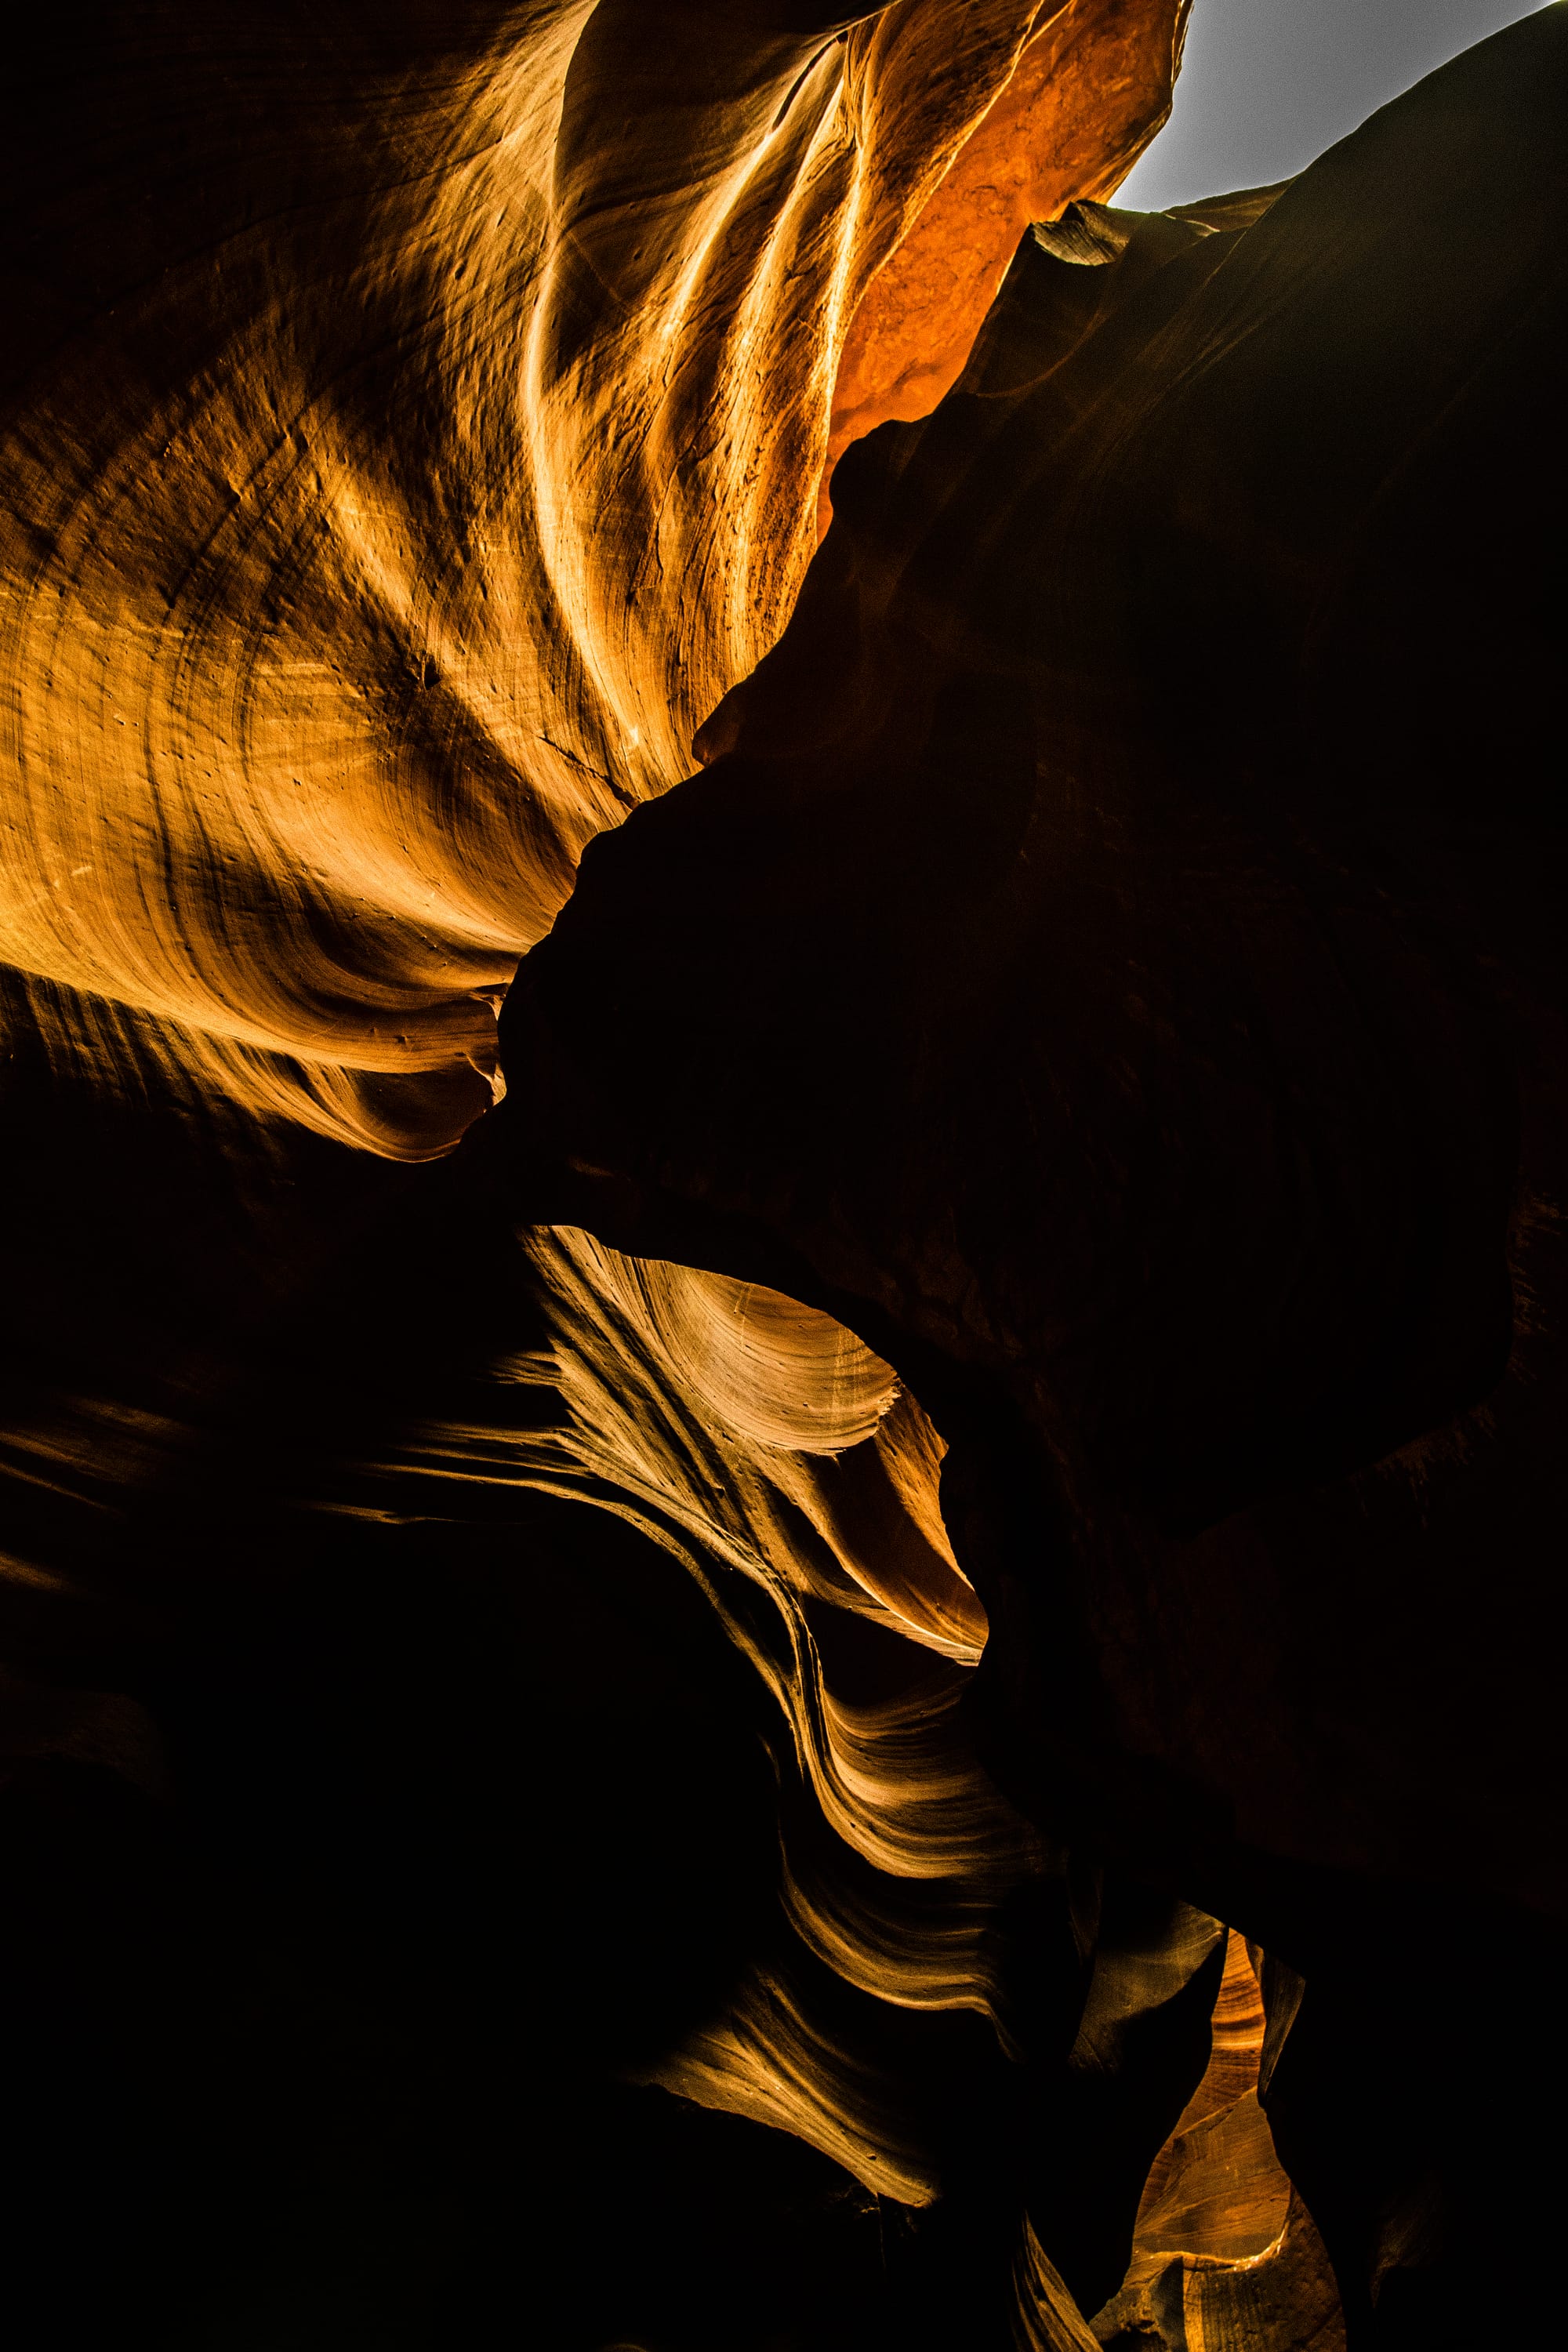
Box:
left=1113, top=0, right=1552, bottom=212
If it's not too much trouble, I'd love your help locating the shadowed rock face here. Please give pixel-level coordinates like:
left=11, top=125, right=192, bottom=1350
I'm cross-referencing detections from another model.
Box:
left=2, top=3, right=1563, bottom=2347
left=497, top=9, right=1568, bottom=2339
left=499, top=10, right=1566, bottom=1890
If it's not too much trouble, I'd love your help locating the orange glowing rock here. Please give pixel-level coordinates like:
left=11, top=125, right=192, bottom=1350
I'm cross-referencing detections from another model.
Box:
left=826, top=0, right=1188, bottom=506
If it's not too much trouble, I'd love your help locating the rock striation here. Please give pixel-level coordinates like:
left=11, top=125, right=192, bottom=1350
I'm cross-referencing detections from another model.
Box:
left=495, top=7, right=1568, bottom=2341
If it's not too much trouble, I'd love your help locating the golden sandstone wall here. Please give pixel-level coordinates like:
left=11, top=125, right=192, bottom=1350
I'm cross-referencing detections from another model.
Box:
left=1, top=1, right=1184, bottom=1156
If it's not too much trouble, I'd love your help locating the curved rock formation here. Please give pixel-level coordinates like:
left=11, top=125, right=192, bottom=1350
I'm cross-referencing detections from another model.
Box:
left=495, top=5, right=1568, bottom=2340
left=2, top=2, right=1561, bottom=2346
left=2, top=0, right=1184, bottom=1152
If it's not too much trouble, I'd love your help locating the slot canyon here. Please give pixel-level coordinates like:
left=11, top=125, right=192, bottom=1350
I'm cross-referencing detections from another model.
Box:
left=2, top=5, right=1563, bottom=2344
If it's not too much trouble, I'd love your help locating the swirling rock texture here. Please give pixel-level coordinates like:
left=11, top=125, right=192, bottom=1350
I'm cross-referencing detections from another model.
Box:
left=2, top=2, right=1561, bottom=2347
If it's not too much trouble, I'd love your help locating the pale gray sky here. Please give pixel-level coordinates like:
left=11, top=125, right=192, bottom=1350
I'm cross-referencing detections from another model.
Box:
left=1114, top=0, right=1553, bottom=211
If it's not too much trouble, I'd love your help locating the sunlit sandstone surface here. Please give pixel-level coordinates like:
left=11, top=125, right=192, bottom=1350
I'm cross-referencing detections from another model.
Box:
left=2, top=5, right=1564, bottom=2347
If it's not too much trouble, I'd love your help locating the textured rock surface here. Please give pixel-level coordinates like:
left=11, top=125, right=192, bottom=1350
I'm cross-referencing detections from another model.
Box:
left=3, top=2, right=1561, bottom=2345
left=496, top=8, right=1568, bottom=2340
left=2, top=0, right=1182, bottom=1155
left=0, top=8, right=1272, bottom=2346
left=1093, top=1933, right=1343, bottom=2350
left=501, top=9, right=1567, bottom=1903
